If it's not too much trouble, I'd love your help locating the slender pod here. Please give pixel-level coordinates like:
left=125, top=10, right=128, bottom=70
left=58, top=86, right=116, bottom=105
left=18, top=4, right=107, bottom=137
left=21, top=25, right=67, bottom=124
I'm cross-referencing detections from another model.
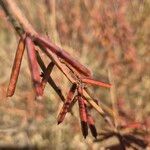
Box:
left=82, top=78, right=111, bottom=88
left=84, top=99, right=97, bottom=138
left=26, top=36, right=43, bottom=97
left=7, top=34, right=26, bottom=97
left=78, top=86, right=88, bottom=138
left=34, top=35, right=92, bottom=77
left=57, top=84, right=77, bottom=124
left=68, top=95, right=78, bottom=112
left=87, top=114, right=97, bottom=138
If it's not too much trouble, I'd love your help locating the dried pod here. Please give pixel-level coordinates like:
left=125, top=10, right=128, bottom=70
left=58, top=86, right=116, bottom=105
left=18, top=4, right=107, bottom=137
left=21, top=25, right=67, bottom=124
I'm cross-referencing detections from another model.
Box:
left=57, top=84, right=77, bottom=124
left=68, top=95, right=78, bottom=112
left=26, top=36, right=43, bottom=97
left=7, top=34, right=26, bottom=97
left=87, top=114, right=97, bottom=138
left=82, top=78, right=111, bottom=88
left=84, top=99, right=97, bottom=139
left=78, top=86, right=88, bottom=138
left=34, top=36, right=92, bottom=77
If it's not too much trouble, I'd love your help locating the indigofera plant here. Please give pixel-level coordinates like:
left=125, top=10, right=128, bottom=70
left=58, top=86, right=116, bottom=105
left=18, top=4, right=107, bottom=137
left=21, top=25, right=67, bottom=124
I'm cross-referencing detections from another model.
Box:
left=1, top=0, right=114, bottom=139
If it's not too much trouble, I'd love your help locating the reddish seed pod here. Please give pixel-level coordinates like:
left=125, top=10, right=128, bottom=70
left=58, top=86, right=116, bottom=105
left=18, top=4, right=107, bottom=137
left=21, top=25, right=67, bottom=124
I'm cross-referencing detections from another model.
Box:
left=7, top=34, right=26, bottom=97
left=82, top=78, right=111, bottom=88
left=87, top=114, right=97, bottom=138
left=68, top=96, right=78, bottom=112
left=80, top=121, right=88, bottom=139
left=34, top=36, right=92, bottom=77
left=57, top=84, right=77, bottom=124
left=26, top=36, right=43, bottom=97
left=83, top=99, right=97, bottom=138
left=78, top=86, right=88, bottom=138
left=41, top=61, right=54, bottom=92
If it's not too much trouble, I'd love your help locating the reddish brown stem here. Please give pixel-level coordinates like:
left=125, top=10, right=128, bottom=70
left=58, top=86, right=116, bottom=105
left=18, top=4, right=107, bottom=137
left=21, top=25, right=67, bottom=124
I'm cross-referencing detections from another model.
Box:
left=57, top=84, right=77, bottom=124
left=7, top=35, right=26, bottom=97
left=34, top=35, right=92, bottom=77
left=26, top=37, right=43, bottom=97
left=82, top=78, right=111, bottom=88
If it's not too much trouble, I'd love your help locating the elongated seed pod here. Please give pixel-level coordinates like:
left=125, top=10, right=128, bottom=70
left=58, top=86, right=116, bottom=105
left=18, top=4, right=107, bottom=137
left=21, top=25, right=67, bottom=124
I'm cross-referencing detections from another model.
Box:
left=82, top=78, right=111, bottom=88
left=68, top=95, right=78, bottom=112
left=78, top=86, right=88, bottom=138
left=7, top=35, right=26, bottom=97
left=57, top=84, right=77, bottom=124
left=83, top=99, right=97, bottom=138
left=26, top=36, right=43, bottom=97
left=34, top=36, right=92, bottom=77
left=87, top=114, right=97, bottom=138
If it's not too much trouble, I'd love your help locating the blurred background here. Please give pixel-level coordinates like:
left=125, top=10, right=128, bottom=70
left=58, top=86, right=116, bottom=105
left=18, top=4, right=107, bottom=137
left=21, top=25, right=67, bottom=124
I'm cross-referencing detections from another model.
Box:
left=0, top=0, right=149, bottom=149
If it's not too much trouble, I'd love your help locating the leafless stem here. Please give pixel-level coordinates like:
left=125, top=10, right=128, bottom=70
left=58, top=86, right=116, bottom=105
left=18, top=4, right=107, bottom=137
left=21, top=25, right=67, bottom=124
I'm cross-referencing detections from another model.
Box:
left=108, top=68, right=119, bottom=128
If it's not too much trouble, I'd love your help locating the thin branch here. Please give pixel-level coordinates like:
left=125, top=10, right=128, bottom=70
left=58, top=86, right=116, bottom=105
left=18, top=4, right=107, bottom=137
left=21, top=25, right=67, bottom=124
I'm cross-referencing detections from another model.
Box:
left=0, top=0, right=23, bottom=35
left=2, top=0, right=37, bottom=35
left=108, top=68, right=119, bottom=128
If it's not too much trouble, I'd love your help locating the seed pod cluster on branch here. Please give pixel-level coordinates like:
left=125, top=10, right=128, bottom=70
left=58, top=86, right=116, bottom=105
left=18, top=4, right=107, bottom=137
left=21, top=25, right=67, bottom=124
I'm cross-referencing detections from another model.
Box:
left=1, top=0, right=113, bottom=138
left=6, top=32, right=112, bottom=138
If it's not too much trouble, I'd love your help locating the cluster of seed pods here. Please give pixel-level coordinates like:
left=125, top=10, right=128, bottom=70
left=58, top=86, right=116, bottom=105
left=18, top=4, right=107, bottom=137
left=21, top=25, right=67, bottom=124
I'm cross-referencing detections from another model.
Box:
left=7, top=33, right=111, bottom=138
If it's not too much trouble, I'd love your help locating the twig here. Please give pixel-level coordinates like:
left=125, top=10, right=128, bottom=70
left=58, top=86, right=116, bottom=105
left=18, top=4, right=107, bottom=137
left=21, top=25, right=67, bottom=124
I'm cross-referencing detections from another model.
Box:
left=2, top=0, right=37, bottom=35
left=108, top=68, right=119, bottom=128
